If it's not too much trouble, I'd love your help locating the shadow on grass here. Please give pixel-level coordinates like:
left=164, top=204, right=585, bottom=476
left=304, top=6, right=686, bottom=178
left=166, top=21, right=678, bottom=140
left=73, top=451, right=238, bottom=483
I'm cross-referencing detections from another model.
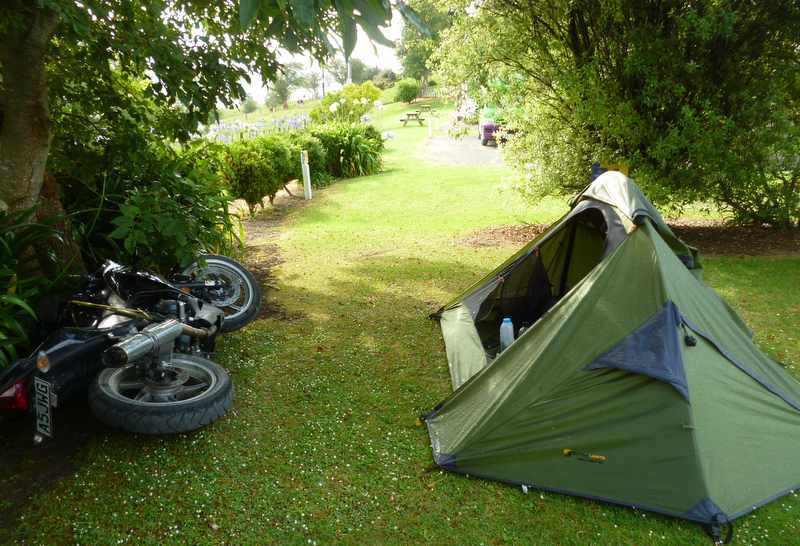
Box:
left=227, top=254, right=717, bottom=542
left=0, top=400, right=107, bottom=532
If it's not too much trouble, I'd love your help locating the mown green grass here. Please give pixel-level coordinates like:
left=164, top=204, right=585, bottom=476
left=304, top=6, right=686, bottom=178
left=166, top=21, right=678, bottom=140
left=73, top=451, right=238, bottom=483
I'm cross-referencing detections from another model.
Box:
left=217, top=81, right=399, bottom=125
left=218, top=99, right=321, bottom=124
left=4, top=102, right=800, bottom=545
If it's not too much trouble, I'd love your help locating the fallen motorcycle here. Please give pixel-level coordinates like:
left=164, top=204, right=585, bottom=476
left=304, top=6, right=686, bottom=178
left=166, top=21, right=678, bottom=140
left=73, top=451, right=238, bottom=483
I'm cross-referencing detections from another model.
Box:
left=0, top=254, right=261, bottom=442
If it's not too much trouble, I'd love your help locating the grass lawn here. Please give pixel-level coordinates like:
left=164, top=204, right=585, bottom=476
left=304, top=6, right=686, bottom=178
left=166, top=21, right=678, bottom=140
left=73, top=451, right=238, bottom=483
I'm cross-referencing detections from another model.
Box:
left=216, top=82, right=401, bottom=126
left=4, top=101, right=800, bottom=545
left=217, top=99, right=321, bottom=124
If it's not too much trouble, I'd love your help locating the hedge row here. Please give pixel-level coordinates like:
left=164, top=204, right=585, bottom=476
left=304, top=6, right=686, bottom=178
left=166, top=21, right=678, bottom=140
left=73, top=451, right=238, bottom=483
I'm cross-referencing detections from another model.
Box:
left=223, top=123, right=384, bottom=214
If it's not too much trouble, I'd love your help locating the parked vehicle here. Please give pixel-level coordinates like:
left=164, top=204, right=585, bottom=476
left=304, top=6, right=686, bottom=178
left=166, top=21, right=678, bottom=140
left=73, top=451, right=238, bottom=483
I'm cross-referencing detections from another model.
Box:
left=0, top=255, right=261, bottom=442
left=478, top=105, right=502, bottom=146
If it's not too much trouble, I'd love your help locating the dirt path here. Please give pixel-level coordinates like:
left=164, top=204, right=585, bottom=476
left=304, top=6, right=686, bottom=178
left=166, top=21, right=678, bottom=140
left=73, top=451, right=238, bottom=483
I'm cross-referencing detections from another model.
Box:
left=459, top=220, right=800, bottom=256
left=236, top=180, right=308, bottom=322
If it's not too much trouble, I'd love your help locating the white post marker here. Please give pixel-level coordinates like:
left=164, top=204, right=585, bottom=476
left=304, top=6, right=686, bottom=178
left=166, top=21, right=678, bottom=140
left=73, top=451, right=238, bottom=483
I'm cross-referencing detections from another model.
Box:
left=301, top=150, right=312, bottom=200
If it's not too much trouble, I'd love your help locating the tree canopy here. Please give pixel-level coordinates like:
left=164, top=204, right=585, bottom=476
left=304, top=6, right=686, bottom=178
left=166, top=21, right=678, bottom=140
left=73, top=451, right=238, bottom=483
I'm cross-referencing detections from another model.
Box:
left=265, top=62, right=307, bottom=107
left=434, top=0, right=800, bottom=225
left=397, top=0, right=449, bottom=81
left=0, top=0, right=418, bottom=212
left=326, top=57, right=380, bottom=85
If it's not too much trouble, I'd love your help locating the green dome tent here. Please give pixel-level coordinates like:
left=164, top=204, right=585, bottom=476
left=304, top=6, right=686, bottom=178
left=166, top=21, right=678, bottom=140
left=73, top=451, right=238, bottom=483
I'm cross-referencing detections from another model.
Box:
left=424, top=172, right=800, bottom=537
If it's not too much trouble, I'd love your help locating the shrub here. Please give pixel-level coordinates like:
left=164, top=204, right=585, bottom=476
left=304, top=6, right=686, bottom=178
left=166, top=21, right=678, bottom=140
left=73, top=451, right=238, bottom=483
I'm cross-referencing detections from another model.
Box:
left=49, top=76, right=242, bottom=272
left=395, top=78, right=420, bottom=103
left=109, top=143, right=241, bottom=272
left=222, top=140, right=271, bottom=215
left=311, top=123, right=385, bottom=178
left=371, top=69, right=397, bottom=89
left=310, top=82, right=382, bottom=124
left=283, top=132, right=333, bottom=188
left=0, top=208, right=61, bottom=367
left=242, top=96, right=259, bottom=114
left=256, top=134, right=295, bottom=195
left=223, top=134, right=295, bottom=214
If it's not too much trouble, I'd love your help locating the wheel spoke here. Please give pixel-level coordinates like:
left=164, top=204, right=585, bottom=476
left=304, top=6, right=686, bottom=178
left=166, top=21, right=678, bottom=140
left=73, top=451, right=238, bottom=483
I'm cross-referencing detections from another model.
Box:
left=177, top=381, right=209, bottom=400
left=134, top=388, right=151, bottom=402
left=118, top=380, right=145, bottom=391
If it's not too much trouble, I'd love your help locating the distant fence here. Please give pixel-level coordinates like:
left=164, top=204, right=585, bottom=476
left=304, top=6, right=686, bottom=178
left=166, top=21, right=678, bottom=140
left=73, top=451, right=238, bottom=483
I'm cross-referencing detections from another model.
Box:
left=419, top=86, right=442, bottom=99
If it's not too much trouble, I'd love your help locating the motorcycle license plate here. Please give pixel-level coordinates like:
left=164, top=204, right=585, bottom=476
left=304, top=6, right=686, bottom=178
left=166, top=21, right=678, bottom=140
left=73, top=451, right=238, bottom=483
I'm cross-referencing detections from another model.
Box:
left=33, top=377, right=53, bottom=438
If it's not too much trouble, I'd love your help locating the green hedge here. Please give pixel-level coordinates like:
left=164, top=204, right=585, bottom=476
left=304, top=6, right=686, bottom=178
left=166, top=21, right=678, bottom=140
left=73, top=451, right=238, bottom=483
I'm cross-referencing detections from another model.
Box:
left=282, top=132, right=332, bottom=188
left=224, top=124, right=384, bottom=212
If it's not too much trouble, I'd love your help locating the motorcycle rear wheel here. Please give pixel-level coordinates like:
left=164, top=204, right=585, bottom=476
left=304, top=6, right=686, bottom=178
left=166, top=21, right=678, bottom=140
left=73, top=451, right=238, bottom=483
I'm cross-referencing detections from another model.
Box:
left=89, top=355, right=233, bottom=434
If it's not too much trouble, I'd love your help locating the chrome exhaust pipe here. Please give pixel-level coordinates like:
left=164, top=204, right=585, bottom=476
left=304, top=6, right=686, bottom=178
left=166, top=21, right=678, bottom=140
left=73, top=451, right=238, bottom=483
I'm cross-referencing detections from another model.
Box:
left=103, top=319, right=213, bottom=366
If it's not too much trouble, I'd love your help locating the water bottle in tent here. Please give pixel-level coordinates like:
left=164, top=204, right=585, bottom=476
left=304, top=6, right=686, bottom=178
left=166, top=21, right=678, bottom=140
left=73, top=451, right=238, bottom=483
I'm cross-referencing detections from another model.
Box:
left=499, top=317, right=515, bottom=352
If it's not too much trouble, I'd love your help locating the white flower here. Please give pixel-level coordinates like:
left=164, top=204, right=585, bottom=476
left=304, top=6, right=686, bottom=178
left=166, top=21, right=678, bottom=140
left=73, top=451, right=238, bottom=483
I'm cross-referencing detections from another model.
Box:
left=373, top=100, right=383, bottom=110
left=361, top=114, right=371, bottom=123
left=328, top=102, right=339, bottom=113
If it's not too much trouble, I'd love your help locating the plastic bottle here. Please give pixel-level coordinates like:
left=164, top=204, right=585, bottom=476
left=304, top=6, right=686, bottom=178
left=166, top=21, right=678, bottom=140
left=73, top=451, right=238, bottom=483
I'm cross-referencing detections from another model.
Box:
left=499, top=317, right=515, bottom=352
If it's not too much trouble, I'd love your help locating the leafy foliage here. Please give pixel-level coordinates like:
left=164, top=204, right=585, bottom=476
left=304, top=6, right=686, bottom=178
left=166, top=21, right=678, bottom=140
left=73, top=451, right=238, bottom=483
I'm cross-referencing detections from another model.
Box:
left=311, top=123, right=385, bottom=178
left=49, top=75, right=240, bottom=273
left=371, top=69, right=398, bottom=89
left=395, top=78, right=420, bottom=103
left=265, top=62, right=308, bottom=107
left=283, top=133, right=333, bottom=188
left=396, top=0, right=450, bottom=81
left=325, top=57, right=382, bottom=85
left=0, top=209, right=60, bottom=367
left=108, top=143, right=241, bottom=272
left=310, top=82, right=382, bottom=123
left=0, top=0, right=425, bottom=216
left=242, top=97, right=259, bottom=114
left=223, top=140, right=272, bottom=216
left=224, top=124, right=384, bottom=213
left=224, top=135, right=293, bottom=215
left=434, top=0, right=800, bottom=226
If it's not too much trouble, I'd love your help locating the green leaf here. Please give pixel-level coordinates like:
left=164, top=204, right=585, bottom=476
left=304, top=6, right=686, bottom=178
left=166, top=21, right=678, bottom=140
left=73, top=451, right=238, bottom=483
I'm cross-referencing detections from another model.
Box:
left=109, top=225, right=130, bottom=239
left=354, top=15, right=395, bottom=48
left=0, top=294, right=36, bottom=318
left=290, top=0, right=315, bottom=26
left=395, top=0, right=431, bottom=37
left=240, top=0, right=261, bottom=29
left=335, top=0, right=358, bottom=60
left=351, top=0, right=391, bottom=27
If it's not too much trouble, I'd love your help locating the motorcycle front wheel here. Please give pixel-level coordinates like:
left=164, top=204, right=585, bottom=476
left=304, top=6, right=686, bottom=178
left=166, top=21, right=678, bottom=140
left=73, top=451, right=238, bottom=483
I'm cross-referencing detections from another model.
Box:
left=89, top=355, right=233, bottom=434
left=181, top=254, right=262, bottom=332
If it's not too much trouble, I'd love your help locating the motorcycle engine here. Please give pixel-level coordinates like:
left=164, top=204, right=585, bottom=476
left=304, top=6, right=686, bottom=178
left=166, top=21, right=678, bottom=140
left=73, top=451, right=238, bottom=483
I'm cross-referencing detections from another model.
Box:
left=155, top=299, right=180, bottom=318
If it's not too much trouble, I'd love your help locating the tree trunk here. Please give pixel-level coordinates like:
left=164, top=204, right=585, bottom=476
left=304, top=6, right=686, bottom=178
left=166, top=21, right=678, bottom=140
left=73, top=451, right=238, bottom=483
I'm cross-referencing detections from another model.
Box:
left=0, top=2, right=59, bottom=212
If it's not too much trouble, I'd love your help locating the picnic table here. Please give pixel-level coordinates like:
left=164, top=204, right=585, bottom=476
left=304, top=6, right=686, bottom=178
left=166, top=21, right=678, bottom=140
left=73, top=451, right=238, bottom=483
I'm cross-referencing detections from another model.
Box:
left=400, top=111, right=426, bottom=126
left=419, top=104, right=439, bottom=115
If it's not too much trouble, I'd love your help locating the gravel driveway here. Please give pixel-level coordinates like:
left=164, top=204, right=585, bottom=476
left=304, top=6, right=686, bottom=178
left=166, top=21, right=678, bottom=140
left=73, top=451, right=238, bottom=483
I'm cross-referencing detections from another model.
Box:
left=417, top=134, right=505, bottom=167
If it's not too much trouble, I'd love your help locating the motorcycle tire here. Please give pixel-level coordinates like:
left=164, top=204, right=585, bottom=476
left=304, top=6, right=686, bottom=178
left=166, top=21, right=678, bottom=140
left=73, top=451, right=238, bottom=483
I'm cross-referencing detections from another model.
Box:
left=88, top=355, right=233, bottom=435
left=181, top=254, right=262, bottom=332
